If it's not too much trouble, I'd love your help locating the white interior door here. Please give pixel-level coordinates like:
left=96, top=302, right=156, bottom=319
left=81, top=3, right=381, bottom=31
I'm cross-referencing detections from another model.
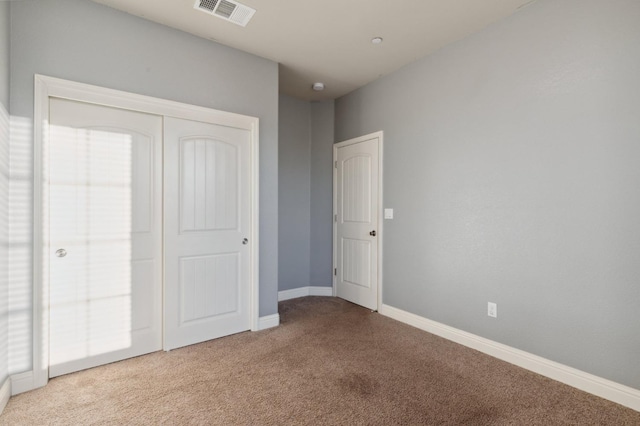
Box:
left=335, top=134, right=380, bottom=310
left=48, top=98, right=163, bottom=377
left=164, top=117, right=252, bottom=350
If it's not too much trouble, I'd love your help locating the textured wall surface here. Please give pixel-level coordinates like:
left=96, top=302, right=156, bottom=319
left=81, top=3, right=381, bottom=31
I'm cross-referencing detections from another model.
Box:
left=335, top=0, right=640, bottom=389
left=9, top=0, right=278, bottom=374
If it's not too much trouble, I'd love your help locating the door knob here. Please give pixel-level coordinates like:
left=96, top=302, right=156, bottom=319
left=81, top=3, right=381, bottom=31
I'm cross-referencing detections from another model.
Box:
left=242, top=238, right=249, bottom=245
left=369, top=230, right=376, bottom=237
left=55, top=248, right=67, bottom=258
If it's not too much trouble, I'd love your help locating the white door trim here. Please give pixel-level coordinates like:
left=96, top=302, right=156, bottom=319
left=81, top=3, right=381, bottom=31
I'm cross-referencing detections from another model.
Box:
left=33, top=74, right=260, bottom=390
left=333, top=131, right=384, bottom=311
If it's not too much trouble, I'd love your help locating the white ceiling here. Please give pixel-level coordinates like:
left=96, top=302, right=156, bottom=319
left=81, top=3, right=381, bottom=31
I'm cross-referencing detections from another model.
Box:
left=91, top=0, right=536, bottom=101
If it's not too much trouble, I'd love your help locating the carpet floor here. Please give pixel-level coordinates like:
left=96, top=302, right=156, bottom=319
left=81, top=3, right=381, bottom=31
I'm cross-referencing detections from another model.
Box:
left=2, top=296, right=639, bottom=425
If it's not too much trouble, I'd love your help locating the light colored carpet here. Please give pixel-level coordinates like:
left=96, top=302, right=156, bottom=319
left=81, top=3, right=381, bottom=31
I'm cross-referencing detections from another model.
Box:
left=2, top=296, right=639, bottom=425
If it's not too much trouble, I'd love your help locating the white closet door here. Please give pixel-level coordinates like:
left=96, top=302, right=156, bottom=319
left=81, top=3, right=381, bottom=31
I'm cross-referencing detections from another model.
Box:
left=49, top=98, right=163, bottom=377
left=164, top=117, right=251, bottom=350
left=335, top=136, right=380, bottom=310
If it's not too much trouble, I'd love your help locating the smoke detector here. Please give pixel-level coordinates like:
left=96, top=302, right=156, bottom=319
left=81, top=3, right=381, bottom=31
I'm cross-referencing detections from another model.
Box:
left=194, top=0, right=256, bottom=27
left=312, top=82, right=325, bottom=91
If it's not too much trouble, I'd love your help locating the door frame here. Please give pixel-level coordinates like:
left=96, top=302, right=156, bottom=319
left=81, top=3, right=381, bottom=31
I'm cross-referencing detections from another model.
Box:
left=332, top=131, right=384, bottom=311
left=33, top=74, right=260, bottom=389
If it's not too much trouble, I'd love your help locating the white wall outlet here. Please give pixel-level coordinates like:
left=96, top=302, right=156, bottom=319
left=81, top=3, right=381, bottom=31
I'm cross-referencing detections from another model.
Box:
left=384, top=208, right=394, bottom=219
left=488, top=302, right=497, bottom=318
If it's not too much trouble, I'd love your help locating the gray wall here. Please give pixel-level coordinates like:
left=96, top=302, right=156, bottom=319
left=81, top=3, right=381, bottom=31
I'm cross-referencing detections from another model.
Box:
left=309, top=101, right=334, bottom=287
left=278, top=94, right=311, bottom=291
left=335, top=0, right=640, bottom=390
left=278, top=96, right=335, bottom=292
left=9, top=0, right=278, bottom=374
left=0, top=0, right=9, bottom=387
left=0, top=1, right=8, bottom=107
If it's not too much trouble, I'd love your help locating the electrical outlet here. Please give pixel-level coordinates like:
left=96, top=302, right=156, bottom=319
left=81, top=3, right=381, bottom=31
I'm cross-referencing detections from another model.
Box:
left=488, top=302, right=497, bottom=318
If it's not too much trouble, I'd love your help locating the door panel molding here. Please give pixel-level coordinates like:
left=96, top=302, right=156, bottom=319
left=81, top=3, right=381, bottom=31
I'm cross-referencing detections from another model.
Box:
left=48, top=98, right=163, bottom=378
left=164, top=116, right=251, bottom=350
left=333, top=131, right=383, bottom=311
left=33, top=75, right=260, bottom=391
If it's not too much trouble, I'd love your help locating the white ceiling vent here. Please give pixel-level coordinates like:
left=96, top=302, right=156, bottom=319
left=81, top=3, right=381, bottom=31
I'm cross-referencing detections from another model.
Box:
left=194, top=0, right=256, bottom=27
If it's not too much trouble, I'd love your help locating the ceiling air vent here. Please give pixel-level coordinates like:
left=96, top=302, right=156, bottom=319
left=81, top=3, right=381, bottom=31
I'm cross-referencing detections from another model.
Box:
left=194, top=0, right=256, bottom=27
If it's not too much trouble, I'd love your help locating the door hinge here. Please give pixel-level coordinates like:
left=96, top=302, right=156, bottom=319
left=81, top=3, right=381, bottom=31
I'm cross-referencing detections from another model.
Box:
left=334, top=161, right=337, bottom=169
left=334, top=214, right=337, bottom=222
left=334, top=268, right=337, bottom=276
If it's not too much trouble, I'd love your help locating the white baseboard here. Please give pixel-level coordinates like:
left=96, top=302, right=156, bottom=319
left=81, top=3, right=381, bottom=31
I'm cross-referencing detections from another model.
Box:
left=379, top=304, right=640, bottom=412
left=257, top=313, right=280, bottom=330
left=278, top=286, right=333, bottom=301
left=9, top=371, right=34, bottom=396
left=0, top=377, right=10, bottom=414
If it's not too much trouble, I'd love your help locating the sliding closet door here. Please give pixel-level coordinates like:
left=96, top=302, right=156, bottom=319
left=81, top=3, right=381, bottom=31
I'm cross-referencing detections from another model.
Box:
left=48, top=98, right=163, bottom=377
left=164, top=117, right=252, bottom=350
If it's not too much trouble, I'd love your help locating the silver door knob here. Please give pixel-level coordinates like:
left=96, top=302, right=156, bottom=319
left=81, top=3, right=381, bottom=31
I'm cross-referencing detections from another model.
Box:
left=55, top=248, right=67, bottom=258
left=242, top=238, right=249, bottom=245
